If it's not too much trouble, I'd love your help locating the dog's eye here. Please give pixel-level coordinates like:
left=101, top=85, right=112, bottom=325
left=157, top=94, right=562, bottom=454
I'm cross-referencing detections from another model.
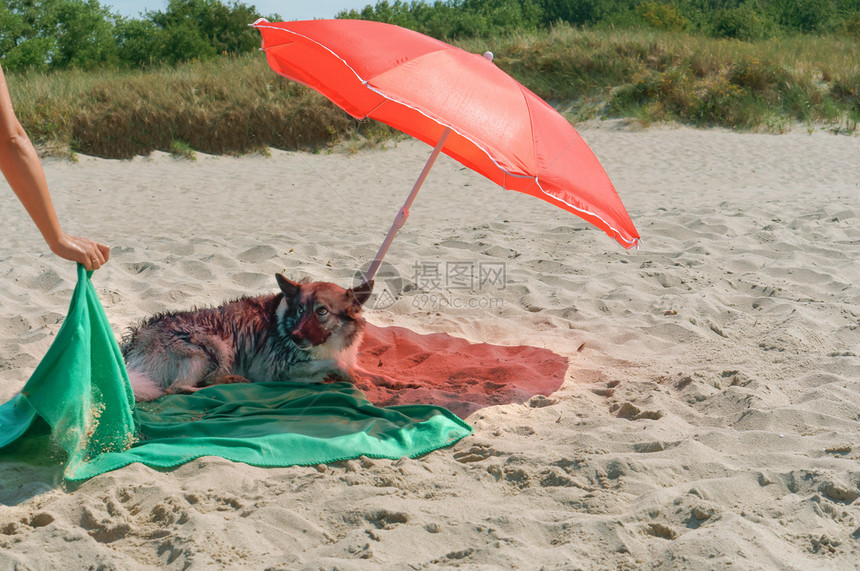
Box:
left=296, top=305, right=304, bottom=315
left=316, top=306, right=329, bottom=316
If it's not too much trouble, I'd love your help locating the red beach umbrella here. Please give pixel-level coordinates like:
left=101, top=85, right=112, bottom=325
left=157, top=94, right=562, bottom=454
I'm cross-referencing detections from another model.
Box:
left=252, top=19, right=640, bottom=281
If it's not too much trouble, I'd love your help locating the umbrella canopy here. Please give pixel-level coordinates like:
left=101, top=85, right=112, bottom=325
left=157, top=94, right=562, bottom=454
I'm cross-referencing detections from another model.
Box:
left=252, top=19, right=639, bottom=251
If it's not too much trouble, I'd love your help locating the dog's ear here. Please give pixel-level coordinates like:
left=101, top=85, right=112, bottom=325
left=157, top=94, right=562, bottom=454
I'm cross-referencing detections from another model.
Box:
left=275, top=274, right=301, bottom=298
left=348, top=280, right=374, bottom=308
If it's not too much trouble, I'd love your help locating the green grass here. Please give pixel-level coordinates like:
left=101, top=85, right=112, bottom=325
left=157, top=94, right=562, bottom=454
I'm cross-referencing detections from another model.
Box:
left=11, top=55, right=367, bottom=159
left=9, top=26, right=859, bottom=159
left=465, top=27, right=859, bottom=131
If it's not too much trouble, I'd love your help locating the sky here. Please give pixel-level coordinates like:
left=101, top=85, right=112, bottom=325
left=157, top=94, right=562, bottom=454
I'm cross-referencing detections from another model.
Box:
left=105, top=0, right=374, bottom=20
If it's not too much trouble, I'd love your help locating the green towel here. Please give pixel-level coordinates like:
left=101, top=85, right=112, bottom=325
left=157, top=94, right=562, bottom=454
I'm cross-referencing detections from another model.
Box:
left=0, top=264, right=472, bottom=481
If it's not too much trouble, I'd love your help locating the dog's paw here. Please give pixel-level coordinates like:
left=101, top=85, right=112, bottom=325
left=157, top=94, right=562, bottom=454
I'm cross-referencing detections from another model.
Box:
left=323, top=369, right=354, bottom=383
left=165, top=386, right=199, bottom=396
left=209, top=375, right=251, bottom=385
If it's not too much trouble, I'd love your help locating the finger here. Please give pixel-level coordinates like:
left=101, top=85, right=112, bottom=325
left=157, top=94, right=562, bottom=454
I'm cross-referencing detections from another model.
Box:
left=81, top=247, right=100, bottom=270
left=83, top=240, right=108, bottom=270
left=91, top=243, right=108, bottom=267
left=97, top=243, right=110, bottom=264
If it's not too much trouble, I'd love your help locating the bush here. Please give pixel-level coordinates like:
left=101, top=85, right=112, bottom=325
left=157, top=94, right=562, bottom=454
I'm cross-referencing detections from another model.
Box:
left=539, top=0, right=616, bottom=26
left=53, top=0, right=118, bottom=69
left=712, top=4, right=779, bottom=40
left=340, top=0, right=543, bottom=38
left=148, top=0, right=261, bottom=55
left=139, top=0, right=263, bottom=64
left=2, top=38, right=55, bottom=71
left=728, top=56, right=791, bottom=92
left=771, top=0, right=839, bottom=33
left=830, top=74, right=860, bottom=112
left=842, top=12, right=860, bottom=36
left=636, top=1, right=688, bottom=32
left=0, top=0, right=118, bottom=71
left=0, top=0, right=268, bottom=70
left=690, top=77, right=755, bottom=127
left=116, top=19, right=163, bottom=66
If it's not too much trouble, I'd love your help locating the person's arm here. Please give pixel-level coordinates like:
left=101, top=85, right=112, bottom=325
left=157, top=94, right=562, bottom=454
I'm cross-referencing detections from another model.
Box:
left=0, top=64, right=108, bottom=270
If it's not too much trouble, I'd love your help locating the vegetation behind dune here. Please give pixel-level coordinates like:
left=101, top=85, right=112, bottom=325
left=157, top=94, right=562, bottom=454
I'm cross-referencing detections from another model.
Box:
left=3, top=0, right=858, bottom=158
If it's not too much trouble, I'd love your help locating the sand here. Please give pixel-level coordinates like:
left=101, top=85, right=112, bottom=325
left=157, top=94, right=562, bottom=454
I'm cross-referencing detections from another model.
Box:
left=1, top=122, right=858, bottom=569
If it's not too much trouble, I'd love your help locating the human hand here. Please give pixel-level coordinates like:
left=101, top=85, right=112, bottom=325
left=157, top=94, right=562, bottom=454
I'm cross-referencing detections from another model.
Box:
left=50, top=233, right=110, bottom=270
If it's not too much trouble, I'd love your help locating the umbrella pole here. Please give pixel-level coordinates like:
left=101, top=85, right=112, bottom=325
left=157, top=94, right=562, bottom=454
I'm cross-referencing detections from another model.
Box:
left=362, top=127, right=452, bottom=284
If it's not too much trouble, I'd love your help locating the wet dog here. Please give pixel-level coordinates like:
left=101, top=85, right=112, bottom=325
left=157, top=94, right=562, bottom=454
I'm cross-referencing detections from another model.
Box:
left=122, top=274, right=373, bottom=401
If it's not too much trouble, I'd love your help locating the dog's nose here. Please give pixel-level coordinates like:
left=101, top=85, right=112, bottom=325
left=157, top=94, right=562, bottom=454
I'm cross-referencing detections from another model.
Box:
left=289, top=332, right=311, bottom=349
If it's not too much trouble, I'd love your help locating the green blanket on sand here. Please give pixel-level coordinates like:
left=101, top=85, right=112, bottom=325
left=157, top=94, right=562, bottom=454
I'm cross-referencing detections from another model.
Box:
left=0, top=265, right=471, bottom=482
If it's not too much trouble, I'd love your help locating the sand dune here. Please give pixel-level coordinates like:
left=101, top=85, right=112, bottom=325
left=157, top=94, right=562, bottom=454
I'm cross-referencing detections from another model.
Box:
left=1, top=123, right=858, bottom=569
